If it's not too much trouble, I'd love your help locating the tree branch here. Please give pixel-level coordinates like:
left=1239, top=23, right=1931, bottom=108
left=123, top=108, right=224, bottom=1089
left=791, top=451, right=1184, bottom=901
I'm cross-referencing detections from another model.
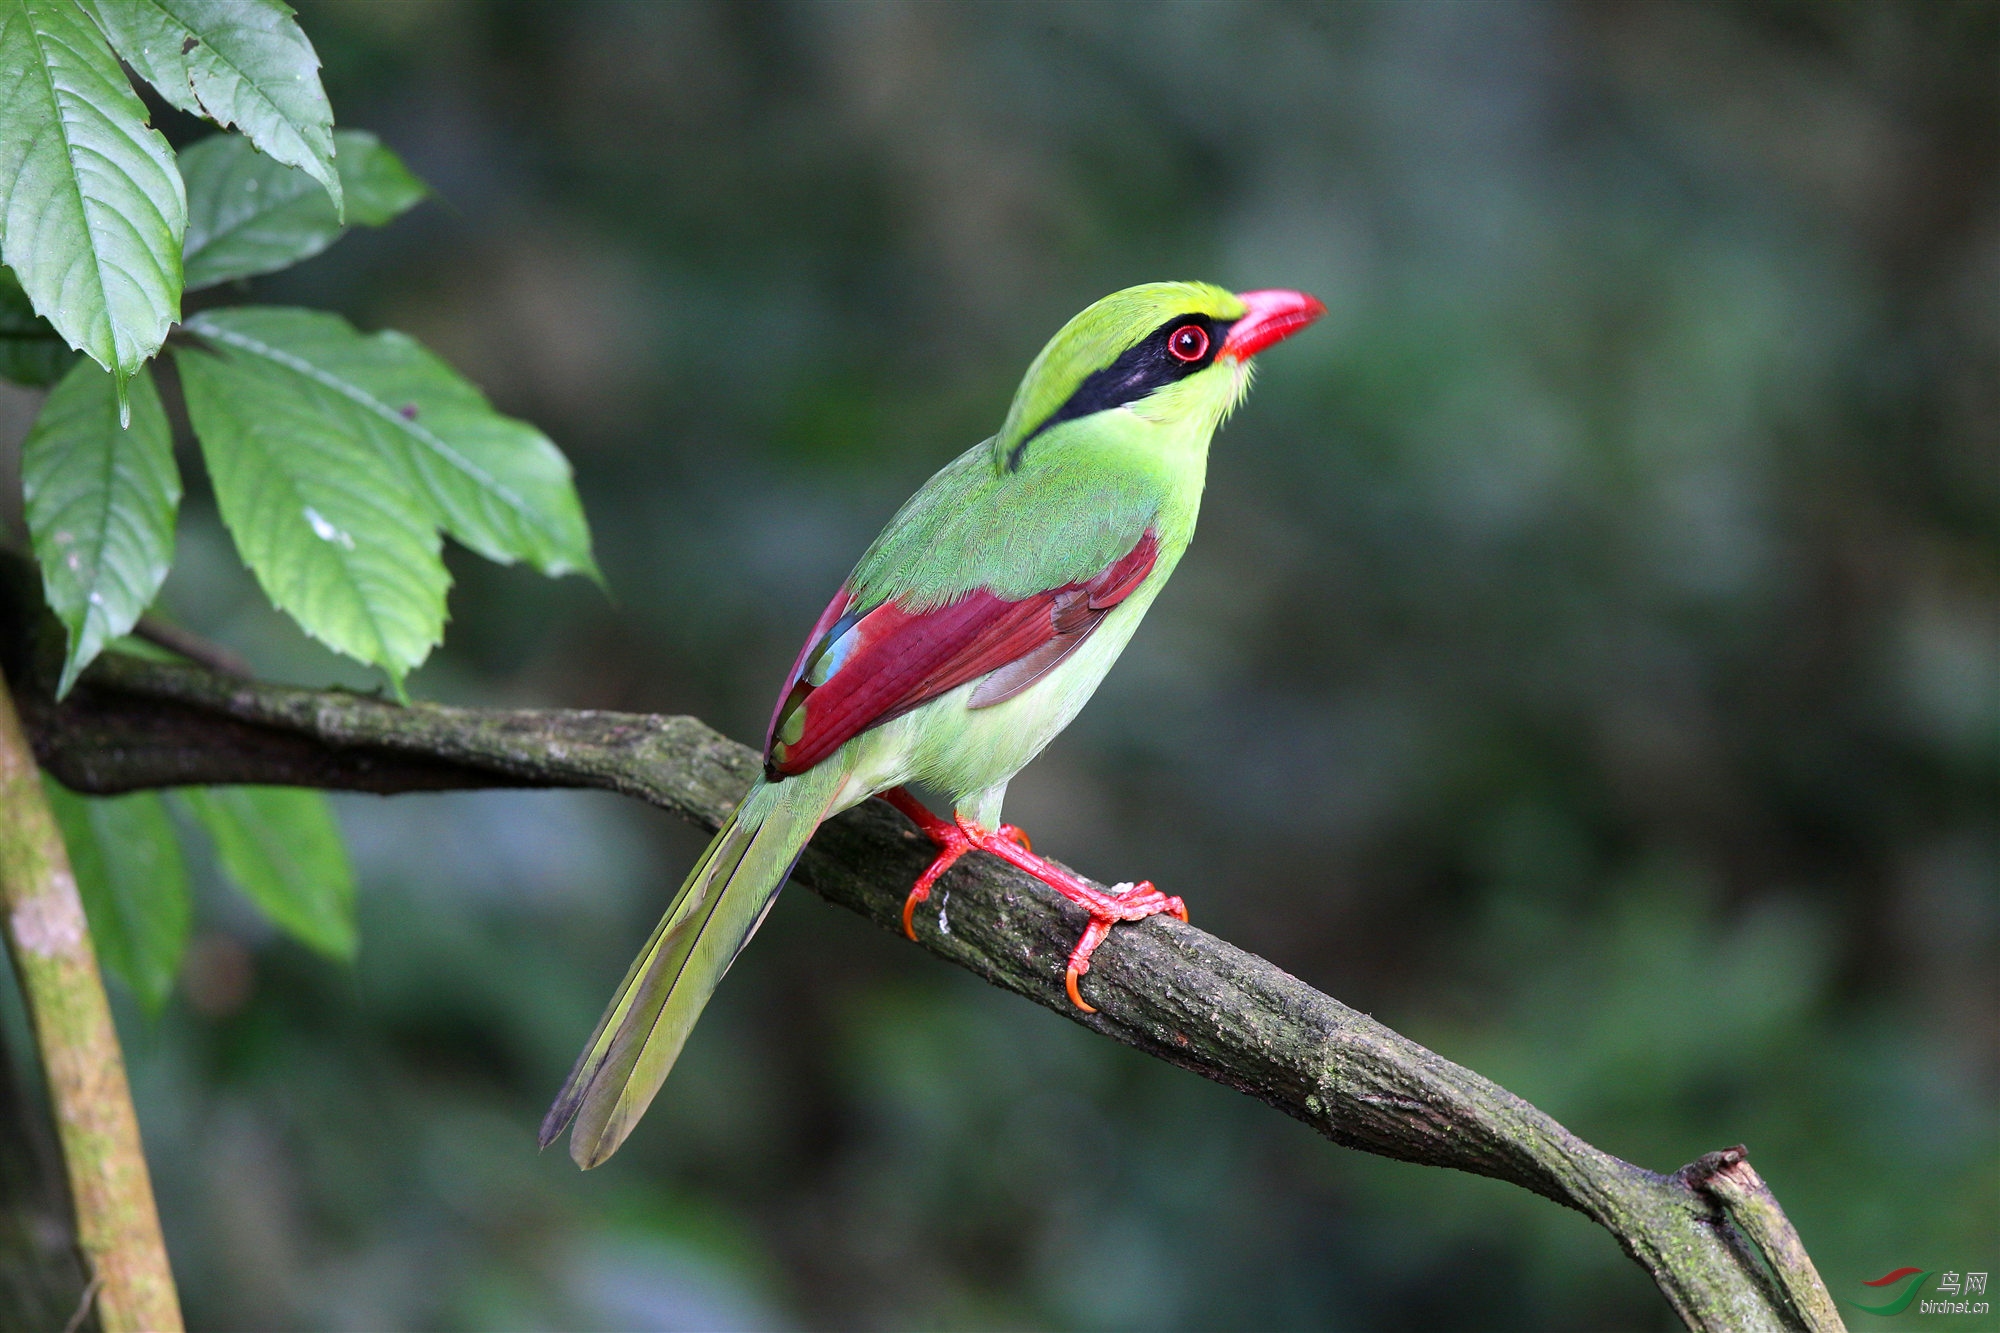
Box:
left=16, top=643, right=1843, bottom=1331
left=0, top=671, right=182, bottom=1332
left=1681, top=1149, right=1846, bottom=1333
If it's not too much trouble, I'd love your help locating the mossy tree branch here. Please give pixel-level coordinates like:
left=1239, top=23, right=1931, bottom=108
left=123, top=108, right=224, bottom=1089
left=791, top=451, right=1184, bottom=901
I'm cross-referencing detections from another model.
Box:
left=10, top=635, right=1845, bottom=1332
left=0, top=670, right=181, bottom=1333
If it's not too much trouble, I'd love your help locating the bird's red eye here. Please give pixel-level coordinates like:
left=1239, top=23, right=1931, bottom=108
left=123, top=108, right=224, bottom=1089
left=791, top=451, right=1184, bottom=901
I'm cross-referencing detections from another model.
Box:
left=1166, top=323, right=1209, bottom=362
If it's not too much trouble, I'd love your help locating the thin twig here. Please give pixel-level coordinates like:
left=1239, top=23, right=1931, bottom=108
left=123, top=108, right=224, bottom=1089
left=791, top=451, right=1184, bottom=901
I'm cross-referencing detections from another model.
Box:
left=131, top=616, right=252, bottom=678
left=61, top=1269, right=102, bottom=1333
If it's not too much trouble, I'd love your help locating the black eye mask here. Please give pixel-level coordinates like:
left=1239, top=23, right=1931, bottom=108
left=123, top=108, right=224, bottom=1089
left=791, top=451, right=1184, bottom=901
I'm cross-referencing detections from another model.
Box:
left=1008, top=313, right=1237, bottom=471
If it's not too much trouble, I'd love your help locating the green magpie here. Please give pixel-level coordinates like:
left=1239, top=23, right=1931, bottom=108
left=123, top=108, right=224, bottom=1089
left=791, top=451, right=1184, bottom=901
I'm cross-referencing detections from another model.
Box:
left=543, top=282, right=1325, bottom=1167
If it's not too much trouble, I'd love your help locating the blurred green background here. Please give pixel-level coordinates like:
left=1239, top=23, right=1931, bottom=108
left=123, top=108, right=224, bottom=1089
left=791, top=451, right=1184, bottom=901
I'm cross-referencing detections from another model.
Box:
left=5, top=0, right=1996, bottom=1328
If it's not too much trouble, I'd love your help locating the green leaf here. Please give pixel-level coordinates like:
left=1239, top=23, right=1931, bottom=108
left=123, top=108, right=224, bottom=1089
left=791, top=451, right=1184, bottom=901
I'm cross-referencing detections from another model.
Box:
left=0, top=264, right=78, bottom=386
left=176, top=331, right=447, bottom=691
left=179, top=786, right=354, bottom=959
left=23, top=358, right=179, bottom=696
left=0, top=0, right=186, bottom=384
left=181, top=129, right=426, bottom=290
left=186, top=306, right=598, bottom=580
left=46, top=780, right=190, bottom=1012
left=78, top=0, right=340, bottom=216
left=335, top=133, right=427, bottom=227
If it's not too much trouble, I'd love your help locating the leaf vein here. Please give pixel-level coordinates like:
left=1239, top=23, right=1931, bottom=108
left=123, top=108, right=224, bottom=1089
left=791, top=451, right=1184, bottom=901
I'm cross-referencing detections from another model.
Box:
left=190, top=316, right=561, bottom=546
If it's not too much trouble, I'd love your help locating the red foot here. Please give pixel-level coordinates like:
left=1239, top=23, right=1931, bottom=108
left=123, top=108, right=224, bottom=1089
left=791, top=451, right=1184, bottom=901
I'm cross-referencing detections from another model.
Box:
left=882, top=787, right=965, bottom=938
left=878, top=787, right=1186, bottom=1013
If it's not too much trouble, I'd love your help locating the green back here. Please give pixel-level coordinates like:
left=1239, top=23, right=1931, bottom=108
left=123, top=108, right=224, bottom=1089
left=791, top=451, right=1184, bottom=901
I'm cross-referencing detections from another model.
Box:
left=848, top=282, right=1253, bottom=610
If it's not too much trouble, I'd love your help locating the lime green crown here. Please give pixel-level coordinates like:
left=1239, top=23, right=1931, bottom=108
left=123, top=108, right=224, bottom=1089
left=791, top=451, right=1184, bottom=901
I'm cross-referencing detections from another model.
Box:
left=994, top=281, right=1246, bottom=461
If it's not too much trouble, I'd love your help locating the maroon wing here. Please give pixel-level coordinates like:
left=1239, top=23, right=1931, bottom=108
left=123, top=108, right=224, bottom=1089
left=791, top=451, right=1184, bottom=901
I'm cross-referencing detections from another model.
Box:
left=763, top=530, right=1159, bottom=778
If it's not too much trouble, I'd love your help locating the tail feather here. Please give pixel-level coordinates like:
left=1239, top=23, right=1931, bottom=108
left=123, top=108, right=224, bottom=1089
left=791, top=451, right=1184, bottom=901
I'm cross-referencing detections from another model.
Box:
left=536, top=813, right=754, bottom=1148
left=540, top=769, right=841, bottom=1167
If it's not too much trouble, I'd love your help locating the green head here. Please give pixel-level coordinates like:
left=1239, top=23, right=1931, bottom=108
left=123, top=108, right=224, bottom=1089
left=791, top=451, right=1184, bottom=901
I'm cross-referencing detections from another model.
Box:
left=993, top=281, right=1325, bottom=471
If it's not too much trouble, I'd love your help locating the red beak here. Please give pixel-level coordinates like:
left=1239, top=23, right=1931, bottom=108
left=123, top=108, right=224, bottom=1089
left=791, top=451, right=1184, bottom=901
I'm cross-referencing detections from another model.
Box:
left=1219, top=289, right=1327, bottom=361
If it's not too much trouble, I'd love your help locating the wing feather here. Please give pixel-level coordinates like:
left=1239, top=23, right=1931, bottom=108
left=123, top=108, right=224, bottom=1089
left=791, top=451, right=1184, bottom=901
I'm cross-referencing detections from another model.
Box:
left=764, top=530, right=1157, bottom=777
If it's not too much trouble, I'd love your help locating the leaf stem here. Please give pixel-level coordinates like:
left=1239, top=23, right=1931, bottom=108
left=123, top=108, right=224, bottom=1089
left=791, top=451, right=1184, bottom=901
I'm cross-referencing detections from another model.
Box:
left=0, top=674, right=180, bottom=1332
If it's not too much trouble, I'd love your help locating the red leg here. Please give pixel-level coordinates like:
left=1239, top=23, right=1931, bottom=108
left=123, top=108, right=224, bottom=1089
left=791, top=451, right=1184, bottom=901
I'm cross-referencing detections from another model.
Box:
left=962, top=815, right=1186, bottom=1013
left=880, top=786, right=954, bottom=840
left=878, top=788, right=1188, bottom=1014
left=879, top=788, right=973, bottom=940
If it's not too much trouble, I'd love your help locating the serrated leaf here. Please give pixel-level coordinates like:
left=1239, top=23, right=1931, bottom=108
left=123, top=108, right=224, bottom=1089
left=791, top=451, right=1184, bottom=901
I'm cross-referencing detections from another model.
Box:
left=0, top=0, right=186, bottom=383
left=0, top=264, right=79, bottom=385
left=79, top=0, right=340, bottom=215
left=46, top=780, right=191, bottom=1012
left=24, top=358, right=179, bottom=696
left=179, top=786, right=354, bottom=959
left=186, top=306, right=598, bottom=580
left=182, top=129, right=425, bottom=289
left=177, top=334, right=447, bottom=690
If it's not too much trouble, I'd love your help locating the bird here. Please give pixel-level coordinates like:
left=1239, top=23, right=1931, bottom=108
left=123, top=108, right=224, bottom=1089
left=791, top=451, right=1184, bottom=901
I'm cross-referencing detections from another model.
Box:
left=541, top=281, right=1324, bottom=1168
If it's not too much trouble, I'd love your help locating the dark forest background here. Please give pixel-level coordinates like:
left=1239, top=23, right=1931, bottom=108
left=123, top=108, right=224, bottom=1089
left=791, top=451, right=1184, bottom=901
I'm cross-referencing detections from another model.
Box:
left=1, top=1, right=1992, bottom=1328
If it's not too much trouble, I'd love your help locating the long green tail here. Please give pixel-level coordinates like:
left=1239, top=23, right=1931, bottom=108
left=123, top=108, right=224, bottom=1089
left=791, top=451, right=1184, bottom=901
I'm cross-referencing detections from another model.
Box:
left=540, top=766, right=843, bottom=1167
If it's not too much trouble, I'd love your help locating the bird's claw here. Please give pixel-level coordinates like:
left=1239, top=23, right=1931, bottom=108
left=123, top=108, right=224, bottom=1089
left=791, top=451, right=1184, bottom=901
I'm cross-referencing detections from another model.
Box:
left=1059, top=882, right=1187, bottom=1013
left=879, top=787, right=1188, bottom=1011
left=1065, top=964, right=1096, bottom=1013
left=901, top=819, right=973, bottom=941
